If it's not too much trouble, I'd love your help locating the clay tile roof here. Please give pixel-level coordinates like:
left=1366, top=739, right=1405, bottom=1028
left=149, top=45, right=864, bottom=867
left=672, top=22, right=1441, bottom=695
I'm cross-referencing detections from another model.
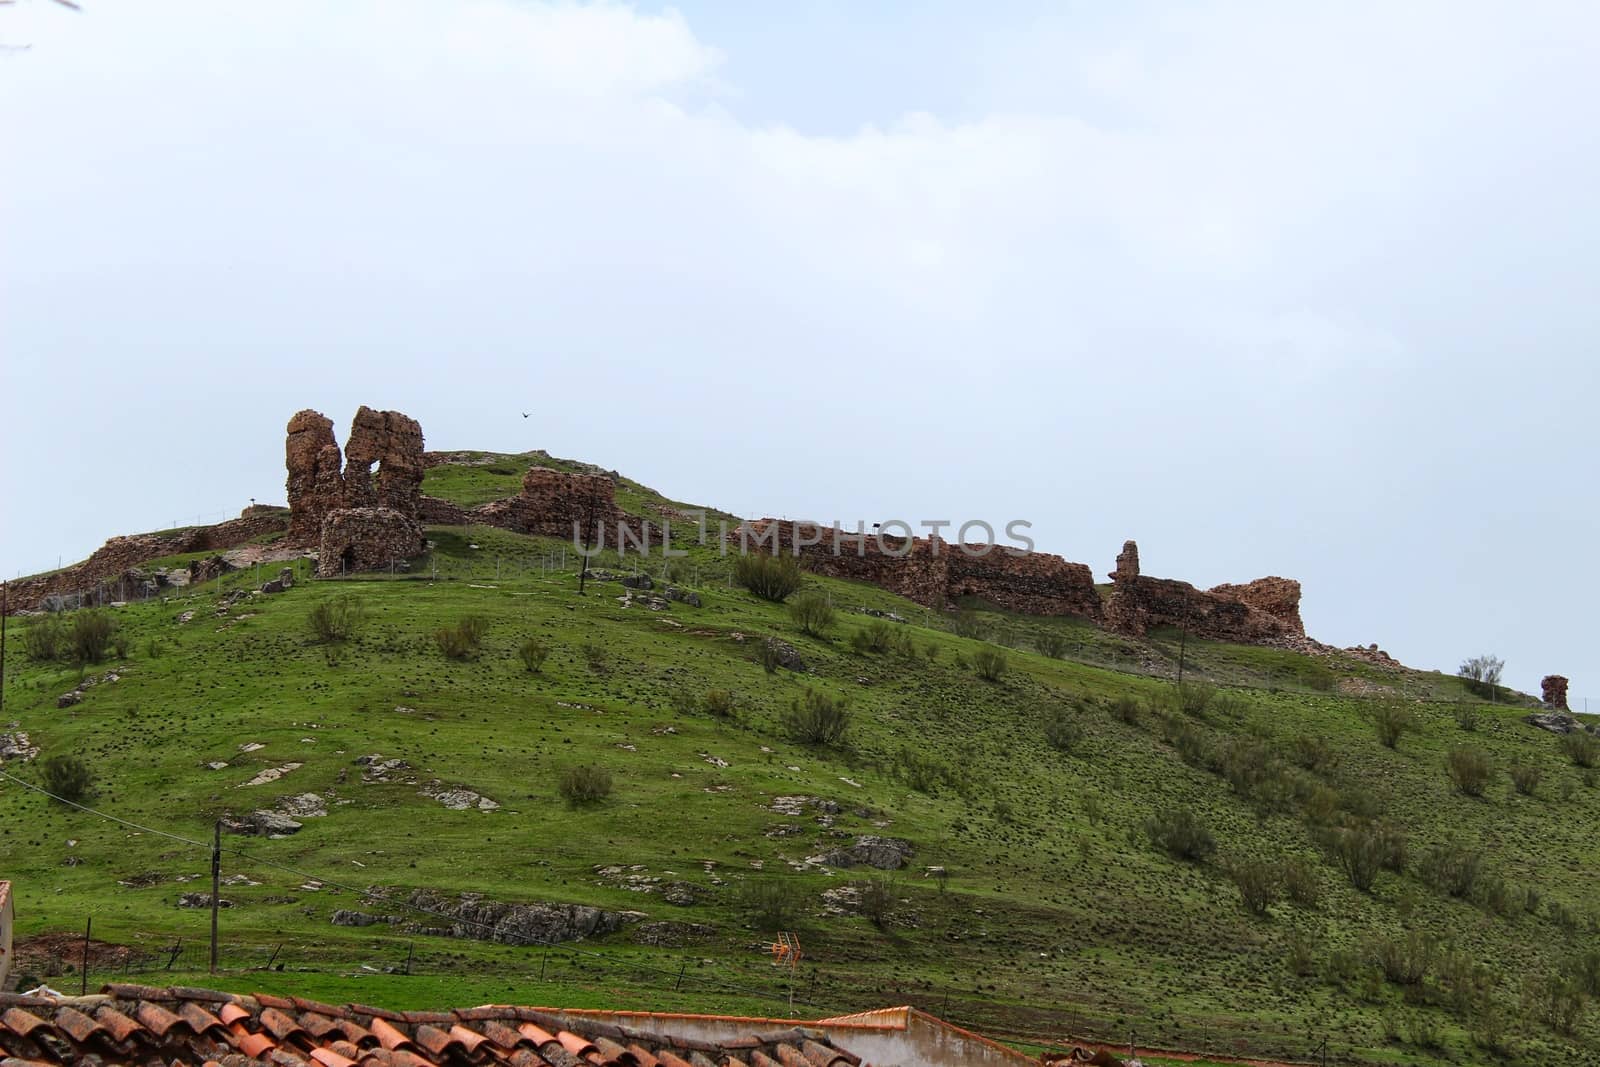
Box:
left=0, top=987, right=872, bottom=1067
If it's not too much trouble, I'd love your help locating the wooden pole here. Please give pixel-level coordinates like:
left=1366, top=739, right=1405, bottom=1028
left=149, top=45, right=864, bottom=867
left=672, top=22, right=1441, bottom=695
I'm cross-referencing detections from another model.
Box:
left=209, top=821, right=221, bottom=974
left=80, top=917, right=91, bottom=996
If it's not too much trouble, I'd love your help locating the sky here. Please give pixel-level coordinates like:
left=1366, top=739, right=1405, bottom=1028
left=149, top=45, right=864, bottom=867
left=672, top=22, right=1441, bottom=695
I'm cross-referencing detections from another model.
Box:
left=2, top=0, right=1597, bottom=700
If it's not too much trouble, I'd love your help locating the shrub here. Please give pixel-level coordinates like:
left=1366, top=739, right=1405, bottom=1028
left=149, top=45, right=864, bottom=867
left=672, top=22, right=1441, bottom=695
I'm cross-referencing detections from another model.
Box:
left=1509, top=760, right=1542, bottom=796
left=757, top=638, right=781, bottom=674
left=307, top=597, right=365, bottom=644
left=1145, top=807, right=1215, bottom=862
left=668, top=685, right=698, bottom=716
left=702, top=689, right=735, bottom=719
left=42, top=755, right=93, bottom=803
left=1284, top=930, right=1318, bottom=977
left=788, top=592, right=835, bottom=636
left=850, top=621, right=893, bottom=654
left=1229, top=857, right=1281, bottom=915
left=1417, top=841, right=1481, bottom=898
left=1559, top=731, right=1599, bottom=768
left=785, top=689, right=851, bottom=745
left=948, top=608, right=987, bottom=639
left=1034, top=631, right=1068, bottom=659
left=1282, top=857, right=1321, bottom=907
left=1446, top=747, right=1493, bottom=797
left=1291, top=734, right=1340, bottom=775
left=1166, top=719, right=1213, bottom=769
left=1454, top=702, right=1480, bottom=732
left=858, top=876, right=895, bottom=930
left=69, top=611, right=117, bottom=665
left=740, top=878, right=804, bottom=930
left=557, top=764, right=613, bottom=805
left=1175, top=682, right=1216, bottom=716
left=1043, top=707, right=1085, bottom=754
left=516, top=637, right=550, bottom=673
left=1368, top=930, right=1433, bottom=986
left=581, top=642, right=608, bottom=672
left=1374, top=823, right=1409, bottom=872
left=1111, top=696, right=1142, bottom=725
left=972, top=646, right=1008, bottom=682
left=892, top=747, right=958, bottom=794
left=1566, top=947, right=1600, bottom=997
left=1373, top=701, right=1415, bottom=749
left=733, top=553, right=803, bottom=602
left=1326, top=825, right=1385, bottom=892
left=22, top=615, right=66, bottom=661
left=1527, top=973, right=1586, bottom=1036
left=434, top=616, right=488, bottom=660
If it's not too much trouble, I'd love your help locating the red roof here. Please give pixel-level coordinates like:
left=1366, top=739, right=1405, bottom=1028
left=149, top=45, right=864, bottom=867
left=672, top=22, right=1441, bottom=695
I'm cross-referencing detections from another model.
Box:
left=0, top=983, right=870, bottom=1067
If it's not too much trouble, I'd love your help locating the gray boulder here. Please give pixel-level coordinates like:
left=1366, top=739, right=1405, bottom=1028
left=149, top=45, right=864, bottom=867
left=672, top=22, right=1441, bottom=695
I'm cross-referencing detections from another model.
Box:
left=815, top=835, right=914, bottom=870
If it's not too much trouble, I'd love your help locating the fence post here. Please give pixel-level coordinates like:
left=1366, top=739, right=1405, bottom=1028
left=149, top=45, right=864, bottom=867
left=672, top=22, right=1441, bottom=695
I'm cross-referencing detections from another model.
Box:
left=209, top=821, right=221, bottom=974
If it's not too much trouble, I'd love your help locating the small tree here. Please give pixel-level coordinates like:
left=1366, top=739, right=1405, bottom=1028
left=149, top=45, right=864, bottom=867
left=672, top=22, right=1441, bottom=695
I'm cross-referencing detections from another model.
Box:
left=23, top=615, right=66, bottom=661
left=1229, top=857, right=1282, bottom=915
left=733, top=553, right=803, bottom=602
left=785, top=689, right=851, bottom=745
left=69, top=610, right=117, bottom=665
left=1043, top=707, right=1084, bottom=754
left=516, top=637, right=550, bottom=673
left=788, top=592, right=835, bottom=636
left=1457, top=654, right=1505, bottom=701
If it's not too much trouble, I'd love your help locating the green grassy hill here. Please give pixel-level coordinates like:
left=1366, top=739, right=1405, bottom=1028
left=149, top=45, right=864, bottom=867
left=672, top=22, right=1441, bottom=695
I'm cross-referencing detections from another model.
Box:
left=2, top=455, right=1597, bottom=1066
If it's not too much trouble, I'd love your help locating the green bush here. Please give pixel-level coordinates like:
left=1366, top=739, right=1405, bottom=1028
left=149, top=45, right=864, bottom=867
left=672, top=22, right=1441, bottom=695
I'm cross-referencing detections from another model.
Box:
left=1043, top=706, right=1085, bottom=754
left=1145, top=807, right=1215, bottom=862
left=22, top=615, right=66, bottom=661
left=42, top=755, right=93, bottom=803
left=1373, top=701, right=1416, bottom=749
left=434, top=615, right=489, bottom=660
left=1367, top=930, right=1433, bottom=986
left=785, top=689, right=851, bottom=745
left=757, top=637, right=781, bottom=674
left=857, top=876, right=896, bottom=930
left=740, top=878, right=804, bottom=930
left=972, top=646, right=1008, bottom=682
left=1454, top=702, right=1480, bottom=732
left=1417, top=841, right=1481, bottom=898
left=702, top=688, right=735, bottom=719
left=892, top=746, right=959, bottom=795
left=1034, top=631, right=1068, bottom=658
left=1446, top=747, right=1493, bottom=797
left=1229, top=857, right=1281, bottom=915
left=69, top=610, right=117, bottom=665
left=557, top=764, right=613, bottom=805
left=516, top=637, right=550, bottom=673
left=1282, top=857, right=1321, bottom=907
left=1111, top=696, right=1142, bottom=725
left=1509, top=760, right=1542, bottom=796
left=849, top=620, right=894, bottom=654
left=581, top=642, right=608, bottom=672
left=1325, top=825, right=1389, bottom=891
left=1290, top=734, right=1340, bottom=775
left=948, top=609, right=987, bottom=639
left=733, top=553, right=803, bottom=602
left=1559, top=731, right=1599, bottom=768
left=308, top=596, right=365, bottom=644
left=1175, top=682, right=1216, bottom=716
left=788, top=592, right=835, bottom=636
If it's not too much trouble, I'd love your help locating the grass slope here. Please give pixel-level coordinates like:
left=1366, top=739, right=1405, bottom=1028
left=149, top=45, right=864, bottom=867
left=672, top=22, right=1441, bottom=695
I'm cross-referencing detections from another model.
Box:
left=1, top=478, right=1597, bottom=1065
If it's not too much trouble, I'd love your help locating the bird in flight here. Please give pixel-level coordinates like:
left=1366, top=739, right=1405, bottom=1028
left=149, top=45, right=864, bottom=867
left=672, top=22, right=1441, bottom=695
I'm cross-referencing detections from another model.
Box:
left=521, top=412, right=531, bottom=418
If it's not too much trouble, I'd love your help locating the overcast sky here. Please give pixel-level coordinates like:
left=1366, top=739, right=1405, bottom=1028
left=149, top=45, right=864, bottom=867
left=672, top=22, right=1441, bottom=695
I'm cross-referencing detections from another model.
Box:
left=3, top=1, right=1596, bottom=700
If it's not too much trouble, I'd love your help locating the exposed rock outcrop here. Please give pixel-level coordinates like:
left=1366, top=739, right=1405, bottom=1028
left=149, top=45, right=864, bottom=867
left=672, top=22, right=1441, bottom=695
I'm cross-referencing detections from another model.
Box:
left=1542, top=675, right=1570, bottom=710
left=399, top=889, right=640, bottom=945
left=285, top=410, right=345, bottom=546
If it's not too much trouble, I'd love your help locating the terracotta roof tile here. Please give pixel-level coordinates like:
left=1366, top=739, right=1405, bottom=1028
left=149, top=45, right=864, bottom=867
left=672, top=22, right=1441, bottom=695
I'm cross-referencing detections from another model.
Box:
left=0, top=987, right=873, bottom=1067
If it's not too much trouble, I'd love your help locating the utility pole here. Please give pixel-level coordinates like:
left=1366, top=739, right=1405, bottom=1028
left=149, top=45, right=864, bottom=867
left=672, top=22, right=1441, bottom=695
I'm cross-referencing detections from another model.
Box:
left=1, top=582, right=8, bottom=719
left=577, top=483, right=599, bottom=597
left=209, top=821, right=221, bottom=974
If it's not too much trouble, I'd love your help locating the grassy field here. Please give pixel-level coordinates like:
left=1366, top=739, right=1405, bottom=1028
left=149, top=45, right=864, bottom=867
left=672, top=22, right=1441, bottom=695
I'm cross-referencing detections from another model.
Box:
left=1, top=462, right=1597, bottom=1065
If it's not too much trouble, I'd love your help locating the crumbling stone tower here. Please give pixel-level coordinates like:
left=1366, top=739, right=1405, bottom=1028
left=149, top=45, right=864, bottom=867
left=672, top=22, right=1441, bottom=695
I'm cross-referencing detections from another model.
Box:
left=284, top=406, right=426, bottom=576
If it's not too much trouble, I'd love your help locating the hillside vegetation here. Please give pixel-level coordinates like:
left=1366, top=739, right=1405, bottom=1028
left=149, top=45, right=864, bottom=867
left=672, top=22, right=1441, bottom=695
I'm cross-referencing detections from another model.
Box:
left=1, top=456, right=1596, bottom=1066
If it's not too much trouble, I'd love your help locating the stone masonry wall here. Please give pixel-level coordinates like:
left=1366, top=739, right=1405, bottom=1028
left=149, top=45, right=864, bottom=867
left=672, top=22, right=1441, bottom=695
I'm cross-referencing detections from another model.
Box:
left=3, top=508, right=289, bottom=613
left=285, top=406, right=425, bottom=548
left=318, top=507, right=425, bottom=577
left=472, top=467, right=632, bottom=542
left=1104, top=539, right=1301, bottom=643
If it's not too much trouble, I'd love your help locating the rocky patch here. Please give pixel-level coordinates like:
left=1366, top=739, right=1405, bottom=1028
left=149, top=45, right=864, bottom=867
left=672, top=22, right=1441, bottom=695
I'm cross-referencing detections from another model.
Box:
left=241, top=763, right=302, bottom=787
left=221, top=810, right=304, bottom=837
left=0, top=731, right=39, bottom=763
left=421, top=784, right=499, bottom=811
left=811, top=835, right=914, bottom=871
left=395, top=889, right=642, bottom=945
